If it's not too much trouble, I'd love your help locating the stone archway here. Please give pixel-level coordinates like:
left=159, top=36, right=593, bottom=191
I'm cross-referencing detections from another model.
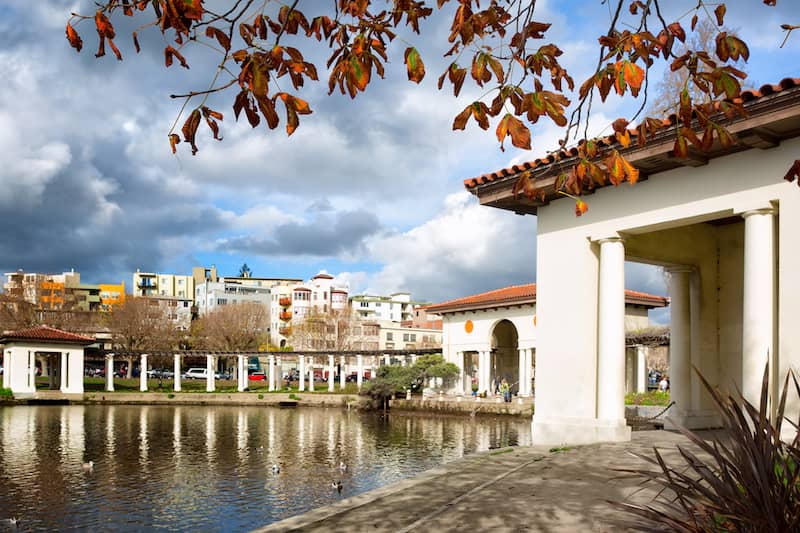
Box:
left=490, top=320, right=519, bottom=395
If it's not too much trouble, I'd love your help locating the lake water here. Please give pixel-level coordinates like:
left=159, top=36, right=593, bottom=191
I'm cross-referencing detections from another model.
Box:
left=0, top=405, right=531, bottom=531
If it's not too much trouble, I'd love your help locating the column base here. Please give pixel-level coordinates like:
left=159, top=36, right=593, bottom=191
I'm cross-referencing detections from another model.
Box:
left=663, top=408, right=722, bottom=430
left=532, top=415, right=631, bottom=446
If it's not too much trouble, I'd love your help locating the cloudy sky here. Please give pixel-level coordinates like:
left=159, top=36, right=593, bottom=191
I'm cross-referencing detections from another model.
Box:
left=0, top=1, right=797, bottom=321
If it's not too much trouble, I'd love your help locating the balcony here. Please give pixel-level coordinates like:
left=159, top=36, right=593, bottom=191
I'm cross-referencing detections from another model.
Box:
left=279, top=311, right=293, bottom=321
left=278, top=326, right=290, bottom=336
left=278, top=296, right=291, bottom=307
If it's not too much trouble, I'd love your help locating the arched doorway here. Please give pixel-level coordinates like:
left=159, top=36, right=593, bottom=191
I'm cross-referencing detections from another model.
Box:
left=490, top=320, right=519, bottom=395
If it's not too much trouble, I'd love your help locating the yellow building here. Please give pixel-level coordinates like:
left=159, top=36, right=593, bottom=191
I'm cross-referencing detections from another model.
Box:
left=99, top=282, right=126, bottom=311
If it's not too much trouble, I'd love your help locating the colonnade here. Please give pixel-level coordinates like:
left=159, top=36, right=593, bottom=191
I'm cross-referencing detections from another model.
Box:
left=454, top=349, right=534, bottom=397
left=101, top=352, right=423, bottom=393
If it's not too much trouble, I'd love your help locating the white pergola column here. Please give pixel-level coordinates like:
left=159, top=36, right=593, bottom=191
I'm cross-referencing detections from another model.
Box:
left=140, top=353, right=148, bottom=392
left=205, top=354, right=215, bottom=392
left=356, top=354, right=363, bottom=389
left=173, top=353, right=181, bottom=392
left=339, top=356, right=346, bottom=390
left=237, top=354, right=246, bottom=392
left=308, top=357, right=315, bottom=392
left=668, top=267, right=692, bottom=416
left=276, top=356, right=283, bottom=388
left=327, top=354, right=335, bottom=392
left=268, top=354, right=276, bottom=391
left=410, top=353, right=417, bottom=365
left=742, top=208, right=776, bottom=407
left=597, top=237, right=626, bottom=422
left=636, top=345, right=647, bottom=394
left=298, top=355, right=306, bottom=391
left=105, top=353, right=115, bottom=392
left=384, top=353, right=391, bottom=367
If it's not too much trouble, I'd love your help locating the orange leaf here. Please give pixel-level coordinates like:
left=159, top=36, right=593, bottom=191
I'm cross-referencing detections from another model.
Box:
left=714, top=4, right=726, bottom=26
left=575, top=199, right=588, bottom=216
left=66, top=23, right=83, bottom=52
left=206, top=27, right=231, bottom=51
left=404, top=47, right=425, bottom=84
left=496, top=114, right=531, bottom=151
left=181, top=109, right=201, bottom=155
left=168, top=133, right=180, bottom=154
left=165, top=46, right=190, bottom=69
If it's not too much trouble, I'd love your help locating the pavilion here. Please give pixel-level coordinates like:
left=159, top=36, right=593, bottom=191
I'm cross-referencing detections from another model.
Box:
left=464, top=78, right=800, bottom=445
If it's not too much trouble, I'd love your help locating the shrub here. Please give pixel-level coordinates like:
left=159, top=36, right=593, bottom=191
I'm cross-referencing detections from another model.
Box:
left=625, top=390, right=670, bottom=406
left=0, top=388, right=12, bottom=398
left=613, top=365, right=800, bottom=531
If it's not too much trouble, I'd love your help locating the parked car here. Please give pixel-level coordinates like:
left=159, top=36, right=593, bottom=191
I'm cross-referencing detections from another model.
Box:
left=248, top=371, right=266, bottom=381
left=147, top=369, right=174, bottom=379
left=345, top=373, right=370, bottom=383
left=184, top=368, right=209, bottom=380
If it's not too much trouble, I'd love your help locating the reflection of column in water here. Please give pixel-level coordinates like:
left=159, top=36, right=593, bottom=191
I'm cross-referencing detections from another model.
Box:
left=478, top=422, right=490, bottom=451
left=267, top=410, right=275, bottom=458
left=327, top=415, right=335, bottom=463
left=298, top=411, right=305, bottom=453
left=206, top=409, right=216, bottom=461
left=63, top=406, right=86, bottom=466
left=173, top=407, right=182, bottom=462
left=354, top=417, right=363, bottom=467
left=1, top=406, right=36, bottom=473
left=455, top=421, right=465, bottom=458
left=139, top=406, right=149, bottom=466
left=237, top=409, right=248, bottom=462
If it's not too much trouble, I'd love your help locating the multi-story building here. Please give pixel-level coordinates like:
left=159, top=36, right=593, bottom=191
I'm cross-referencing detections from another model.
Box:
left=194, top=279, right=273, bottom=316
left=270, top=271, right=349, bottom=348
left=3, top=270, right=122, bottom=312
left=98, top=282, right=125, bottom=311
left=350, top=292, right=425, bottom=323
left=132, top=269, right=193, bottom=299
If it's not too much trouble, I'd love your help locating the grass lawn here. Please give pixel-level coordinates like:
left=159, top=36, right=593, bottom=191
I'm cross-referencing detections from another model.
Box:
left=625, top=390, right=670, bottom=406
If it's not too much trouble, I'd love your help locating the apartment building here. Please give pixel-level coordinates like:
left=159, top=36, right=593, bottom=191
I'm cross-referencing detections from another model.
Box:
left=350, top=292, right=426, bottom=323
left=269, top=271, right=349, bottom=348
left=132, top=269, right=193, bottom=299
left=3, top=269, right=123, bottom=312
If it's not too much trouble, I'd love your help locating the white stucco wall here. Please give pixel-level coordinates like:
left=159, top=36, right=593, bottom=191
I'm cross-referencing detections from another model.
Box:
left=3, top=343, right=85, bottom=394
left=533, top=136, right=800, bottom=445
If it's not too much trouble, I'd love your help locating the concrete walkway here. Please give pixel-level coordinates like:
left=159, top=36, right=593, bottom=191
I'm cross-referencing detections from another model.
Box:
left=255, top=429, right=698, bottom=532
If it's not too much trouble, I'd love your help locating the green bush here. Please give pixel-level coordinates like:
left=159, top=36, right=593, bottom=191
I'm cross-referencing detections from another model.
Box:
left=0, top=388, right=13, bottom=398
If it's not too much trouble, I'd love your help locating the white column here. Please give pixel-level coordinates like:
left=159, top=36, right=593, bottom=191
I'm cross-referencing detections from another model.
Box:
left=384, top=354, right=391, bottom=366
left=276, top=356, right=283, bottom=389
left=31, top=350, right=38, bottom=392
left=205, top=354, right=215, bottom=392
left=140, top=354, right=148, bottom=392
left=410, top=353, right=417, bottom=365
left=356, top=354, right=363, bottom=389
left=268, top=354, right=276, bottom=391
left=2, top=349, right=9, bottom=389
left=636, top=345, right=647, bottom=393
left=328, top=354, right=335, bottom=392
left=597, top=237, right=626, bottom=422
left=742, top=208, right=776, bottom=407
left=668, top=267, right=692, bottom=416
left=401, top=356, right=407, bottom=367
left=308, top=357, right=315, bottom=392
left=298, top=355, right=306, bottom=391
left=479, top=351, right=489, bottom=393
left=237, top=355, right=245, bottom=392
left=455, top=352, right=464, bottom=394
left=60, top=350, right=68, bottom=391
left=339, top=356, right=346, bottom=390
left=105, top=353, right=115, bottom=392
left=518, top=348, right=526, bottom=397
left=173, top=354, right=182, bottom=392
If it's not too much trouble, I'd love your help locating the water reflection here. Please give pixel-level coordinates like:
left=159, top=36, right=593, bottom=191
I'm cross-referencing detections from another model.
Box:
left=0, top=406, right=530, bottom=531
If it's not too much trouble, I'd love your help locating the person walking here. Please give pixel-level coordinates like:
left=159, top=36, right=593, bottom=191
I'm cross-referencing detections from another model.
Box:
left=500, top=378, right=511, bottom=403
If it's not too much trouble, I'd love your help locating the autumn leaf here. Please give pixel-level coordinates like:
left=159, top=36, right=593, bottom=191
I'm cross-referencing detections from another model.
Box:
left=496, top=113, right=531, bottom=151
left=181, top=109, right=201, bottom=155
left=206, top=26, right=231, bottom=51
left=784, top=160, right=800, bottom=184
left=714, top=4, right=726, bottom=26
left=168, top=133, right=180, bottom=154
left=66, top=23, right=83, bottom=52
left=165, top=46, right=190, bottom=69
left=575, top=198, right=588, bottom=216
left=404, top=47, right=425, bottom=83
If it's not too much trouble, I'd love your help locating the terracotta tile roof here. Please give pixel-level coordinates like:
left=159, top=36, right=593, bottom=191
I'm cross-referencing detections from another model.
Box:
left=464, top=78, right=800, bottom=190
left=426, top=283, right=668, bottom=314
left=0, top=325, right=96, bottom=344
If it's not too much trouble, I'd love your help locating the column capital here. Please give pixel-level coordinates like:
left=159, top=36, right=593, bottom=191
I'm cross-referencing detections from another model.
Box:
left=594, top=234, right=624, bottom=245
left=665, top=265, right=694, bottom=274
left=741, top=207, right=776, bottom=218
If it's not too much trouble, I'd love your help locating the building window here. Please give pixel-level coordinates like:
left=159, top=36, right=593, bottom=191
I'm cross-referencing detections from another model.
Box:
left=217, top=298, right=227, bottom=305
left=386, top=332, right=393, bottom=341
left=386, top=342, right=394, bottom=349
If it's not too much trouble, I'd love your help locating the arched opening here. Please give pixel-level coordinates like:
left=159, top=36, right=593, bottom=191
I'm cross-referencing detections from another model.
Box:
left=490, top=320, right=519, bottom=396
left=279, top=339, right=286, bottom=348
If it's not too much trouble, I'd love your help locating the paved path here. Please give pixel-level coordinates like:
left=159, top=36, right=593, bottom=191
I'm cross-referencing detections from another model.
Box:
left=255, top=429, right=698, bottom=532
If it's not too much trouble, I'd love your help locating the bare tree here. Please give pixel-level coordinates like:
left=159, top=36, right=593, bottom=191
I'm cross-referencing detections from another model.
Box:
left=192, top=302, right=268, bottom=352
left=106, top=297, right=179, bottom=378
left=290, top=308, right=366, bottom=352
left=0, top=294, right=37, bottom=333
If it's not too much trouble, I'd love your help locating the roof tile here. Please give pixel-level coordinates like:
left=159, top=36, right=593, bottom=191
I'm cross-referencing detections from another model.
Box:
left=0, top=325, right=95, bottom=344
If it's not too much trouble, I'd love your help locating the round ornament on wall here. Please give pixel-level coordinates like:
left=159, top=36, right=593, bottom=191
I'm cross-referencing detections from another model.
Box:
left=464, top=320, right=474, bottom=334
